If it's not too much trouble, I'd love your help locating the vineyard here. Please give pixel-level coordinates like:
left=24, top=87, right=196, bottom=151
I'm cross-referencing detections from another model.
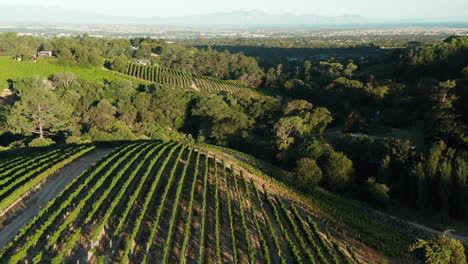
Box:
left=0, top=57, right=145, bottom=90
left=119, top=63, right=274, bottom=98
left=0, top=145, right=94, bottom=217
left=0, top=142, right=369, bottom=263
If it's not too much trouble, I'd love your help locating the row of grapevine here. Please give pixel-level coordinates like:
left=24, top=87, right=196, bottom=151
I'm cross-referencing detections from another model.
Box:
left=1, top=143, right=136, bottom=261
left=212, top=156, right=222, bottom=264
left=113, top=143, right=174, bottom=235
left=140, top=145, right=186, bottom=263
left=0, top=148, right=65, bottom=178
left=178, top=150, right=202, bottom=264
left=160, top=148, right=194, bottom=264
left=48, top=143, right=167, bottom=263
left=250, top=180, right=288, bottom=264
left=230, top=166, right=255, bottom=263
left=0, top=145, right=94, bottom=214
left=204, top=143, right=415, bottom=259
left=274, top=194, right=317, bottom=264
left=289, top=204, right=333, bottom=264
left=263, top=188, right=303, bottom=264
left=223, top=162, right=238, bottom=263
left=196, top=151, right=210, bottom=264
left=121, top=63, right=271, bottom=98
left=240, top=173, right=272, bottom=264
left=43, top=143, right=148, bottom=252
left=0, top=147, right=73, bottom=186
left=120, top=143, right=182, bottom=263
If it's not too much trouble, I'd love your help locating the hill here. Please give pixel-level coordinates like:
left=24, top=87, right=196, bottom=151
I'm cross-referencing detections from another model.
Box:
left=117, top=62, right=274, bottom=98
left=0, top=57, right=273, bottom=99
left=0, top=142, right=415, bottom=263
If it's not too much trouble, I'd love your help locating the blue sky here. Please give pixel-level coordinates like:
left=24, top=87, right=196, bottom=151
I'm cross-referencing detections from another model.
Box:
left=3, top=0, right=468, bottom=21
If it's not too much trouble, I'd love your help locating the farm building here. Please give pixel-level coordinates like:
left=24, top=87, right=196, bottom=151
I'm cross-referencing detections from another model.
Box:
left=136, top=59, right=151, bottom=65
left=37, top=51, right=52, bottom=58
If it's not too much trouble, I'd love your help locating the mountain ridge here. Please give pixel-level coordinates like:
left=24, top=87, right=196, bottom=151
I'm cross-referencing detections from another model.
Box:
left=0, top=5, right=367, bottom=25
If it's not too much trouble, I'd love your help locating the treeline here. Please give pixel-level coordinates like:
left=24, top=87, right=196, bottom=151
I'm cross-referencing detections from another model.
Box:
left=0, top=33, right=264, bottom=86
left=233, top=36, right=468, bottom=223
left=399, top=36, right=468, bottom=80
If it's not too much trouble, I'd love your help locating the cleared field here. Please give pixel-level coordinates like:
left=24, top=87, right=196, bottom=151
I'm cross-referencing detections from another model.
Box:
left=0, top=56, right=143, bottom=89
left=0, top=142, right=363, bottom=263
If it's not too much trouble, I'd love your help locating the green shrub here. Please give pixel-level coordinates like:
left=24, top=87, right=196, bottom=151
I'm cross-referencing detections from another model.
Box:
left=29, top=138, right=55, bottom=147
left=65, top=136, right=91, bottom=145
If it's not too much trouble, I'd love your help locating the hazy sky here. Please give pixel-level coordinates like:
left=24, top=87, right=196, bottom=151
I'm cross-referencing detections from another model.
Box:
left=3, top=0, right=468, bottom=21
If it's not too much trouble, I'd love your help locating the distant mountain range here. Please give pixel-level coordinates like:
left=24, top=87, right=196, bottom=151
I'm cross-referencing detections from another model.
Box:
left=0, top=6, right=367, bottom=25
left=138, top=10, right=368, bottom=25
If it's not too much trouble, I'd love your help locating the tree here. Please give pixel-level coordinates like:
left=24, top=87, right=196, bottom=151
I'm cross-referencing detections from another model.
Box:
left=409, top=235, right=467, bottom=264
left=56, top=48, right=76, bottom=66
left=293, top=158, right=322, bottom=192
left=53, top=72, right=77, bottom=89
left=112, top=54, right=129, bottom=72
left=322, top=151, right=354, bottom=191
left=461, top=66, right=468, bottom=79
left=344, top=61, right=358, bottom=79
left=438, top=158, right=452, bottom=224
left=7, top=86, right=72, bottom=138
left=412, top=162, right=427, bottom=210
left=274, top=116, right=304, bottom=151
left=365, top=177, right=390, bottom=208
left=303, top=60, right=312, bottom=81
left=453, top=157, right=468, bottom=218
left=86, top=100, right=117, bottom=129
left=344, top=111, right=367, bottom=132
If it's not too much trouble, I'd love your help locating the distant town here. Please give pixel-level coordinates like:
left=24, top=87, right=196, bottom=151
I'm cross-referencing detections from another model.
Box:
left=2, top=23, right=468, bottom=42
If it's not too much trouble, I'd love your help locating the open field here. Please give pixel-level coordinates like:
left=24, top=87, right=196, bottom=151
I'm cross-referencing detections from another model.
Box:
left=0, top=56, right=144, bottom=89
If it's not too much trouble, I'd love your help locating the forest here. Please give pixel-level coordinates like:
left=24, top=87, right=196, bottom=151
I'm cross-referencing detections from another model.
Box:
left=0, top=32, right=467, bottom=263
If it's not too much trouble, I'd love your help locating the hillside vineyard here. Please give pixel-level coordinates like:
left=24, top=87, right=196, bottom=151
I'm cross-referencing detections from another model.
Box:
left=120, top=63, right=272, bottom=98
left=0, top=143, right=356, bottom=263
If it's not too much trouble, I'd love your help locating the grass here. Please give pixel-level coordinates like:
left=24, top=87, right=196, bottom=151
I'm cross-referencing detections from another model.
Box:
left=324, top=123, right=427, bottom=152
left=0, top=56, right=143, bottom=89
left=367, top=122, right=426, bottom=151
left=388, top=204, right=468, bottom=237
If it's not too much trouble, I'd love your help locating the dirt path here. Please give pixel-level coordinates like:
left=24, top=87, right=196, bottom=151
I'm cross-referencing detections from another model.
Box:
left=379, top=211, right=468, bottom=246
left=0, top=147, right=113, bottom=249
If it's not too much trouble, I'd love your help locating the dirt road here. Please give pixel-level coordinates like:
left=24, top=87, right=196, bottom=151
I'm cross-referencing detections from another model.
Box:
left=0, top=147, right=113, bottom=249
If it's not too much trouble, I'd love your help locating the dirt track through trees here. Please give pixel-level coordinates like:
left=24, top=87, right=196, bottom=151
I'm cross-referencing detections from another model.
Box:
left=0, top=147, right=113, bottom=249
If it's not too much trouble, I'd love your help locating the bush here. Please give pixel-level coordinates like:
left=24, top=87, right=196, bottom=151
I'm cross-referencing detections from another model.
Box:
left=29, top=137, right=56, bottom=148
left=293, top=158, right=322, bottom=192
left=364, top=177, right=390, bottom=208
left=322, top=151, right=354, bottom=191
left=65, top=136, right=91, bottom=145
